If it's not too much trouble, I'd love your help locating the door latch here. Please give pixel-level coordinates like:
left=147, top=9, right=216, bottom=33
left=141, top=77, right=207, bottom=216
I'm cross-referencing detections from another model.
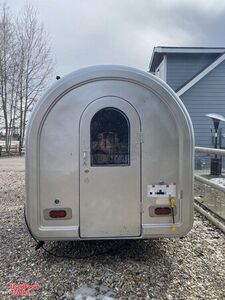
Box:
left=83, top=151, right=88, bottom=166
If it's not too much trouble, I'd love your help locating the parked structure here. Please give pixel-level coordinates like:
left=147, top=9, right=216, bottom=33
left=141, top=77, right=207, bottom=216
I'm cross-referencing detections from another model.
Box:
left=149, top=47, right=225, bottom=147
left=25, top=65, right=193, bottom=241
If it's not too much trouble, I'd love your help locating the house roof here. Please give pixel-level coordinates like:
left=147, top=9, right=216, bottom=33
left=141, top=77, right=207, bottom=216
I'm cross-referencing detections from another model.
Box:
left=149, top=46, right=225, bottom=72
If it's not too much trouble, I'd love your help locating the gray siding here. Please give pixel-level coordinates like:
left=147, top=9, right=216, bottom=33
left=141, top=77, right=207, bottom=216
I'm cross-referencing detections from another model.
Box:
left=167, top=53, right=219, bottom=91
left=181, top=59, right=225, bottom=147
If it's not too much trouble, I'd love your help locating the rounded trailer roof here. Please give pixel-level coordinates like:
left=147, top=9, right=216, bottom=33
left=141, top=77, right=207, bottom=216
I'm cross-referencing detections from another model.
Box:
left=29, top=65, right=194, bottom=138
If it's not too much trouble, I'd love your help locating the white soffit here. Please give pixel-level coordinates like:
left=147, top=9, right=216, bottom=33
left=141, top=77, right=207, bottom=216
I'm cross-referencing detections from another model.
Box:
left=155, top=47, right=225, bottom=54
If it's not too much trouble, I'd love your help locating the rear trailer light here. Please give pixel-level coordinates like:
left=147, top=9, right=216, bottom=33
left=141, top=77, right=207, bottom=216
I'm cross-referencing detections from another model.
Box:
left=49, top=210, right=67, bottom=218
left=155, top=207, right=171, bottom=215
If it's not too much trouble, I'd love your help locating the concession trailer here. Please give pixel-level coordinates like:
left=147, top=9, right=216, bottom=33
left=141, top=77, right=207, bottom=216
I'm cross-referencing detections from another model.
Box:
left=25, top=65, right=194, bottom=241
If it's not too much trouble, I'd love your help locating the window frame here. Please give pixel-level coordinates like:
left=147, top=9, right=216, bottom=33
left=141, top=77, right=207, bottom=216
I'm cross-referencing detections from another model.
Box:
left=90, top=107, right=131, bottom=167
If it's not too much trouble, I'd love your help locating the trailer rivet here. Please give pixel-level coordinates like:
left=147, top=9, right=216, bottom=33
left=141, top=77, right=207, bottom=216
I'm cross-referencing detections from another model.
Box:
left=54, top=199, right=60, bottom=205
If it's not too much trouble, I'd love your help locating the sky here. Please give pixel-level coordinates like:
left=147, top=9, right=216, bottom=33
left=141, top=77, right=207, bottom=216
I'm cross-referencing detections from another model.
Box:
left=5, top=0, right=225, bottom=78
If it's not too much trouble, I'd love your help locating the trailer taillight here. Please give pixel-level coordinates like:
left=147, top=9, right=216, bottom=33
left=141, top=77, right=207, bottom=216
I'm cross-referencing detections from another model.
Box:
left=49, top=210, right=67, bottom=218
left=154, top=207, right=171, bottom=215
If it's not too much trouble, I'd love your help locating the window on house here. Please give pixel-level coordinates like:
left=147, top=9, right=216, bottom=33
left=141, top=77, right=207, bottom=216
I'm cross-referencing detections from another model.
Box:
left=90, top=108, right=130, bottom=166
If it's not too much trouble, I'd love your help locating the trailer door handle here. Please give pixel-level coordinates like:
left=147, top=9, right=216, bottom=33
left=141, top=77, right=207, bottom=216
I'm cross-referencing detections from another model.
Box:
left=83, top=151, right=88, bottom=166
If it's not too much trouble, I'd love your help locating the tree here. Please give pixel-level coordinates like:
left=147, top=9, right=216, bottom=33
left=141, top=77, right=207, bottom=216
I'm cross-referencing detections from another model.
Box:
left=16, top=4, right=53, bottom=154
left=0, top=4, right=19, bottom=153
left=0, top=3, right=53, bottom=154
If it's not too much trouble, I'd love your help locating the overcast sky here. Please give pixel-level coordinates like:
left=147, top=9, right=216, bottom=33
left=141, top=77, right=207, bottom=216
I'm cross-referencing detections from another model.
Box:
left=6, top=0, right=225, bottom=78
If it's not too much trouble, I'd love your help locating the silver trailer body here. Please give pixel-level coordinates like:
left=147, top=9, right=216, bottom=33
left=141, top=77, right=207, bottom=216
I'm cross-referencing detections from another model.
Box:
left=25, top=65, right=194, bottom=240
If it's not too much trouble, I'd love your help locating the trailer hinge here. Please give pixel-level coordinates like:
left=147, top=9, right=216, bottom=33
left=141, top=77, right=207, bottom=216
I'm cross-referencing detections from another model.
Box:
left=139, top=132, right=144, bottom=143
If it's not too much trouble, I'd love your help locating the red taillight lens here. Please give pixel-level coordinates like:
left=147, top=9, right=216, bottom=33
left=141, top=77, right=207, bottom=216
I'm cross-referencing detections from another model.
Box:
left=49, top=210, right=67, bottom=218
left=155, top=207, right=171, bottom=215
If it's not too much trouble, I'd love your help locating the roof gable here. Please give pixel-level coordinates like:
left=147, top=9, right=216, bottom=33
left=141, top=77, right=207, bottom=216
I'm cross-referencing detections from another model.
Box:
left=177, top=53, right=225, bottom=96
left=166, top=53, right=218, bottom=91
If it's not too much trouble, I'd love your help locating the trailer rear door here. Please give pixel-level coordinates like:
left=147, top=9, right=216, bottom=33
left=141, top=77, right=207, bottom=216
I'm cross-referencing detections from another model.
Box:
left=79, top=97, right=141, bottom=238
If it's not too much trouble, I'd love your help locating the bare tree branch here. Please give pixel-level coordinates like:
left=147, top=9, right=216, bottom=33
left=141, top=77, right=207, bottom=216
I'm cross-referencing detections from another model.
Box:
left=0, top=3, right=53, bottom=154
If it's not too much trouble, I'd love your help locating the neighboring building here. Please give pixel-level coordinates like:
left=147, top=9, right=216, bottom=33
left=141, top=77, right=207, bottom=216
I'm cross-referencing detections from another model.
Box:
left=149, top=46, right=225, bottom=147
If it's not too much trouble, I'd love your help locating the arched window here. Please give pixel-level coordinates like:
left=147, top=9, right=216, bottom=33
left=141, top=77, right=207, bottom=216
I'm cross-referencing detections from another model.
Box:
left=90, top=108, right=130, bottom=166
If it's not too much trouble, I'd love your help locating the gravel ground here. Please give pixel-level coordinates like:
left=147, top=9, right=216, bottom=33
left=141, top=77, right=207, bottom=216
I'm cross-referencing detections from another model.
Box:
left=0, top=157, right=225, bottom=300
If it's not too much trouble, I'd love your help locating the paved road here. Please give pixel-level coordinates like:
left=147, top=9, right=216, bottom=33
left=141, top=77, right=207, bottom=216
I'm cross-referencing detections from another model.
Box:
left=0, top=156, right=25, bottom=171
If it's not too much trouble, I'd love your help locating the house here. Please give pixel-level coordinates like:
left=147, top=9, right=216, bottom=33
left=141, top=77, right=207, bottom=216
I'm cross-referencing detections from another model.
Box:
left=149, top=47, right=225, bottom=147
